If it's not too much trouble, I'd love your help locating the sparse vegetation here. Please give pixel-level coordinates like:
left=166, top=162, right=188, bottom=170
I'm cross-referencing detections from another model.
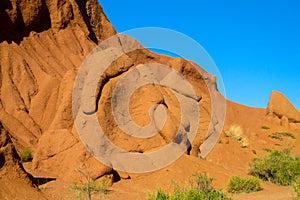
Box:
left=293, top=176, right=300, bottom=197
left=261, top=125, right=270, bottom=130
left=19, top=147, right=32, bottom=162
left=262, top=148, right=272, bottom=153
left=72, top=179, right=110, bottom=199
left=228, top=176, right=262, bottom=194
left=225, top=125, right=242, bottom=139
left=38, top=185, right=47, bottom=190
left=225, top=125, right=249, bottom=148
left=188, top=172, right=213, bottom=192
left=170, top=188, right=230, bottom=200
left=269, top=132, right=296, bottom=141
left=240, top=137, right=249, bottom=148
left=148, top=189, right=169, bottom=200
left=148, top=173, right=231, bottom=200
left=249, top=148, right=300, bottom=186
left=71, top=166, right=111, bottom=200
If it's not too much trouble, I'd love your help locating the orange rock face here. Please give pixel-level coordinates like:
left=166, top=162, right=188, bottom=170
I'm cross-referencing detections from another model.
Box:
left=0, top=0, right=221, bottom=192
left=0, top=0, right=117, bottom=196
left=0, top=0, right=299, bottom=199
left=0, top=123, right=45, bottom=199
left=267, top=90, right=300, bottom=129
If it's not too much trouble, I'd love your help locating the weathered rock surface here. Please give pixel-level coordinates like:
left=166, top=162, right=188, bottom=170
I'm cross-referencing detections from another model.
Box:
left=0, top=0, right=116, bottom=186
left=1, top=0, right=300, bottom=199
left=0, top=123, right=45, bottom=199
left=267, top=90, right=300, bottom=128
left=0, top=0, right=115, bottom=44
left=1, top=0, right=221, bottom=196
left=32, top=129, right=112, bottom=181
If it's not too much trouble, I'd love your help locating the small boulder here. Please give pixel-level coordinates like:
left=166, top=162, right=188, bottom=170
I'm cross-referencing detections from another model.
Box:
left=267, top=90, right=300, bottom=124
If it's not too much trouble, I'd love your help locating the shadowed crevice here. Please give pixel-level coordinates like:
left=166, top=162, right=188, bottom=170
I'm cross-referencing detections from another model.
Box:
left=74, top=0, right=98, bottom=44
left=0, top=0, right=51, bottom=44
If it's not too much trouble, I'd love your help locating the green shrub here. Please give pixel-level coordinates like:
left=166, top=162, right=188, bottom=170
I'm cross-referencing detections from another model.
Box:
left=99, top=178, right=111, bottom=194
left=249, top=149, right=300, bottom=186
left=148, top=189, right=169, bottom=200
left=148, top=173, right=231, bottom=200
left=205, top=189, right=232, bottom=200
left=269, top=132, right=296, bottom=141
left=261, top=126, right=270, bottom=130
left=150, top=188, right=231, bottom=200
left=19, top=147, right=32, bottom=162
left=171, top=188, right=203, bottom=200
left=72, top=178, right=111, bottom=199
left=228, top=176, right=262, bottom=193
left=293, top=176, right=300, bottom=197
left=188, top=173, right=213, bottom=192
left=170, top=188, right=230, bottom=200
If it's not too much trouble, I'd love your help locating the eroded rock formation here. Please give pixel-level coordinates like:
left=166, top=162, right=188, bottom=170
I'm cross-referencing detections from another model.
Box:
left=267, top=90, right=300, bottom=129
left=0, top=0, right=224, bottom=187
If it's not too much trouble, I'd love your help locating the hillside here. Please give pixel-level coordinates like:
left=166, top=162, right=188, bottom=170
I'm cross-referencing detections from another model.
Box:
left=0, top=0, right=299, bottom=199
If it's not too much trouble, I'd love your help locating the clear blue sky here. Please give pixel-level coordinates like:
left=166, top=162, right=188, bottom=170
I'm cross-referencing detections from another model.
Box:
left=99, top=0, right=300, bottom=110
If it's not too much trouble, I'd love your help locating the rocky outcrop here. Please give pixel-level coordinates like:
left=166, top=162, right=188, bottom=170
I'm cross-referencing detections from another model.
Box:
left=267, top=90, right=300, bottom=128
left=0, top=0, right=115, bottom=44
left=32, top=129, right=113, bottom=182
left=0, top=0, right=115, bottom=148
left=2, top=0, right=299, bottom=199
left=0, top=0, right=223, bottom=188
left=0, top=123, right=45, bottom=199
left=0, top=0, right=116, bottom=184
